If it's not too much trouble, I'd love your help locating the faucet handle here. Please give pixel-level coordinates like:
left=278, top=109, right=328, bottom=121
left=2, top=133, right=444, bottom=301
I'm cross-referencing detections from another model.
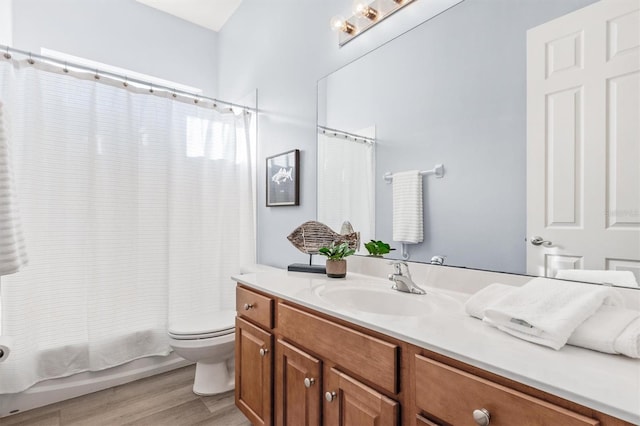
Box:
left=389, top=260, right=408, bottom=275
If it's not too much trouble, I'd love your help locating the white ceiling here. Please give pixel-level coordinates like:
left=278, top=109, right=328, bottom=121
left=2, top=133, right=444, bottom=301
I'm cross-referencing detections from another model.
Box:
left=135, top=0, right=243, bottom=32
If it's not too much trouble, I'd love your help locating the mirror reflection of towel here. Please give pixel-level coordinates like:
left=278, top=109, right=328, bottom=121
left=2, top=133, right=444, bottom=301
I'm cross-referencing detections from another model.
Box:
left=555, top=269, right=638, bottom=288
left=392, top=170, right=423, bottom=244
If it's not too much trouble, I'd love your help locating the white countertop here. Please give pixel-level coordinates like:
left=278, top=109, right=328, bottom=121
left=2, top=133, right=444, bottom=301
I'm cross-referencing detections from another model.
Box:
left=232, top=270, right=640, bottom=424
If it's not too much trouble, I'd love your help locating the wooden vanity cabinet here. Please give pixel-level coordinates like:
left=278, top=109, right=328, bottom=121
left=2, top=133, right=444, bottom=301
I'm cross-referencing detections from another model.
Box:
left=324, top=366, right=399, bottom=426
left=275, top=339, right=322, bottom=426
left=235, top=284, right=634, bottom=426
left=413, top=355, right=600, bottom=426
left=235, top=286, right=275, bottom=426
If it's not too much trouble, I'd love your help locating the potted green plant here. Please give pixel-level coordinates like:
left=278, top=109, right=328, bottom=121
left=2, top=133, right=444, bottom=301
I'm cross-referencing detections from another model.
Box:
left=364, top=240, right=395, bottom=257
left=318, top=242, right=356, bottom=278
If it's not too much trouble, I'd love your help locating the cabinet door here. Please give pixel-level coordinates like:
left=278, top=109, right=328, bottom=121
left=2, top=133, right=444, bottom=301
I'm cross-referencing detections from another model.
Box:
left=275, top=339, right=322, bottom=426
left=324, top=367, right=398, bottom=426
left=235, top=317, right=273, bottom=426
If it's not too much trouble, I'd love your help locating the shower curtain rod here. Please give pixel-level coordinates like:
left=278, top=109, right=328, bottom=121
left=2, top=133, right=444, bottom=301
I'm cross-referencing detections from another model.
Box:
left=317, top=125, right=375, bottom=144
left=0, top=44, right=257, bottom=113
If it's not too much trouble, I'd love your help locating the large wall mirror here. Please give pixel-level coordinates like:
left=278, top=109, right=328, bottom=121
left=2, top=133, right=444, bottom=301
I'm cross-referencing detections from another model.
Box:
left=317, top=0, right=639, bottom=289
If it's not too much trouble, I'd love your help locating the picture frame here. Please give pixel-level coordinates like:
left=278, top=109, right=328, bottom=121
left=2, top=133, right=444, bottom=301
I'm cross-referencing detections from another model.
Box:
left=266, top=149, right=300, bottom=207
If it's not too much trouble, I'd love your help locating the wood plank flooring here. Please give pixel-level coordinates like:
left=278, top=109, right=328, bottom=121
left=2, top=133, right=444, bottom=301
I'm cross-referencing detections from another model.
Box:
left=0, top=366, right=250, bottom=426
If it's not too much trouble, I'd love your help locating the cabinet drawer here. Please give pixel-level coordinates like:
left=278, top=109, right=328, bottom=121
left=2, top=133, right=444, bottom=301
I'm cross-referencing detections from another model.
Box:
left=416, top=414, right=439, bottom=426
left=278, top=303, right=398, bottom=394
left=237, top=286, right=274, bottom=329
left=415, top=355, right=599, bottom=426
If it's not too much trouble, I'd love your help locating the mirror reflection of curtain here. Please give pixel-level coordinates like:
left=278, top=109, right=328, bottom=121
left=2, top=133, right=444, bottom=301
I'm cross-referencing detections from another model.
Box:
left=0, top=60, right=255, bottom=393
left=317, top=128, right=374, bottom=254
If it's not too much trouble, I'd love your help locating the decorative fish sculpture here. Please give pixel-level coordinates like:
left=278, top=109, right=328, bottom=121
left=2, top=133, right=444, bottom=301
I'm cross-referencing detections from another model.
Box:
left=287, top=220, right=360, bottom=255
left=271, top=167, right=293, bottom=184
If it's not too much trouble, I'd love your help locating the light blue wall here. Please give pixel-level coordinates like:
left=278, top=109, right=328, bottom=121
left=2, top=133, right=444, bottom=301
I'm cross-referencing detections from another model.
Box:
left=218, top=0, right=596, bottom=270
left=0, top=0, right=11, bottom=45
left=217, top=0, right=467, bottom=268
left=10, top=0, right=218, bottom=95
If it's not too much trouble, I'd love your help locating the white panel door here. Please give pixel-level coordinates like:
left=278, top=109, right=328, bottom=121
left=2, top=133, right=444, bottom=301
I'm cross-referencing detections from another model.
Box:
left=527, top=0, right=640, bottom=281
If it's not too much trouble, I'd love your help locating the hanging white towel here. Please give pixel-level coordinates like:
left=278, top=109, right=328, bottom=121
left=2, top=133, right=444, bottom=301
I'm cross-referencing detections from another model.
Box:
left=392, top=170, right=423, bottom=244
left=0, top=102, right=28, bottom=275
left=483, top=277, right=624, bottom=350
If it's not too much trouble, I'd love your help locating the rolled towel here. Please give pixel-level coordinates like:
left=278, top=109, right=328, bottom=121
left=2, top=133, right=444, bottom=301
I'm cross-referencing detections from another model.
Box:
left=613, top=316, right=640, bottom=358
left=568, top=306, right=640, bottom=358
left=483, top=277, right=624, bottom=350
left=555, top=269, right=638, bottom=288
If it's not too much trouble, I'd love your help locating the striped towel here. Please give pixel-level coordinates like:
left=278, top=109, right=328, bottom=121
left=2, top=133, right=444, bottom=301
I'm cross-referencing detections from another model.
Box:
left=0, top=101, right=28, bottom=275
left=392, top=170, right=423, bottom=244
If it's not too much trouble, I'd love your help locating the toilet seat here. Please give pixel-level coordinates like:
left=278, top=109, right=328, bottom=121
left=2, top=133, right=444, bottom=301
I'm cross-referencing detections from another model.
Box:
left=169, top=310, right=236, bottom=340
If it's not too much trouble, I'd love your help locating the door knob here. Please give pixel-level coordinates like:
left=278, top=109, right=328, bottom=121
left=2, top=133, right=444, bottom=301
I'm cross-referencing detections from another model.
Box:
left=304, top=377, right=315, bottom=388
left=530, top=236, right=552, bottom=246
left=472, top=408, right=490, bottom=426
left=243, top=303, right=254, bottom=310
left=259, top=348, right=268, bottom=357
left=325, top=391, right=337, bottom=402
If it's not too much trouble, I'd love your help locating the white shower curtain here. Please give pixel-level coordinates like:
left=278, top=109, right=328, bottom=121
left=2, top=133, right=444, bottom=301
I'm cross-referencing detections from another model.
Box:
left=317, top=131, right=375, bottom=251
left=0, top=60, right=255, bottom=393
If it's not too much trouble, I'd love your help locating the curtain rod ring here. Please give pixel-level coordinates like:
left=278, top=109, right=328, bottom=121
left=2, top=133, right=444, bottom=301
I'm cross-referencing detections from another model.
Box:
left=63, top=61, right=69, bottom=73
left=123, top=76, right=128, bottom=87
left=172, top=89, right=177, bottom=98
left=27, top=52, right=35, bottom=65
left=94, top=69, right=100, bottom=80
left=149, top=84, right=154, bottom=94
left=3, top=46, right=11, bottom=60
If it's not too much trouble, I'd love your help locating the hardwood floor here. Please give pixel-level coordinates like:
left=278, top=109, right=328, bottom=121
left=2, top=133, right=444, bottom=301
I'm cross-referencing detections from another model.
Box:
left=0, top=366, right=251, bottom=426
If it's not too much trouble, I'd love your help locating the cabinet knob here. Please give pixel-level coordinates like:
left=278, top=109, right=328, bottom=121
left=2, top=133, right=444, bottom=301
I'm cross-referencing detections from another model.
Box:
left=243, top=303, right=254, bottom=310
left=259, top=348, right=269, bottom=357
left=303, top=377, right=315, bottom=388
left=325, top=391, right=337, bottom=402
left=472, top=408, right=490, bottom=426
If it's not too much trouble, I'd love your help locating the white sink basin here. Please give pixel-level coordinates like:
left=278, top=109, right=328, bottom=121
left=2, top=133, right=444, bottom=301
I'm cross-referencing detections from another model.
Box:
left=314, top=281, right=460, bottom=317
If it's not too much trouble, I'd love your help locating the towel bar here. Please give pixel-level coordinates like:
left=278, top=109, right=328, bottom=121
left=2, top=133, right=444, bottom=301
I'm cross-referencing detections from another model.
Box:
left=383, top=164, right=444, bottom=183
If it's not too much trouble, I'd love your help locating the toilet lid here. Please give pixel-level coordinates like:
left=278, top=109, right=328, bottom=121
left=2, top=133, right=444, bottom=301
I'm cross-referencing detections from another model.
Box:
left=168, top=310, right=236, bottom=336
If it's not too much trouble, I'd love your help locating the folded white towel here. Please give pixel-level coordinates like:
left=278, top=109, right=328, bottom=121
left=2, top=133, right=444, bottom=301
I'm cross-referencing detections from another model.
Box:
left=464, top=283, right=515, bottom=319
left=556, top=269, right=638, bottom=288
left=465, top=281, right=639, bottom=357
left=483, top=277, right=625, bottom=350
left=568, top=306, right=640, bottom=357
left=392, top=170, right=423, bottom=244
left=613, top=316, right=640, bottom=358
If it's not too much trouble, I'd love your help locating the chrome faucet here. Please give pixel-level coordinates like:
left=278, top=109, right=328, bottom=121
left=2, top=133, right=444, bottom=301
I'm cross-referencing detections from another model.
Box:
left=388, top=261, right=426, bottom=295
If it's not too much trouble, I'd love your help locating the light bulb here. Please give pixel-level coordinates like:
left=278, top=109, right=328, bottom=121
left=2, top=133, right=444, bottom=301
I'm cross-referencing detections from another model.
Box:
left=330, top=15, right=346, bottom=32
left=352, top=0, right=378, bottom=20
left=352, top=0, right=368, bottom=15
left=330, top=15, right=355, bottom=34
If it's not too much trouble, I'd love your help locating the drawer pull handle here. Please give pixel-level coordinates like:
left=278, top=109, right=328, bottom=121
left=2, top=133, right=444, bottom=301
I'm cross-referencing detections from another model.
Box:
left=472, top=408, right=490, bottom=426
left=325, top=391, right=337, bottom=402
left=243, top=303, right=254, bottom=310
left=304, top=377, right=315, bottom=388
left=259, top=348, right=269, bottom=357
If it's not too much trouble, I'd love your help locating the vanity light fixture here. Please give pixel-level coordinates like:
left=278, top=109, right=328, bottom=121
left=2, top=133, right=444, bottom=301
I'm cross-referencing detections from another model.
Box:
left=330, top=0, right=418, bottom=47
left=330, top=15, right=356, bottom=35
left=353, top=0, right=379, bottom=20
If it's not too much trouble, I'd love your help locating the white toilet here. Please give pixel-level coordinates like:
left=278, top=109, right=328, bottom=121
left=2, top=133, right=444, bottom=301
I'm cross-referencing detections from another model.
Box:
left=168, top=310, right=236, bottom=395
